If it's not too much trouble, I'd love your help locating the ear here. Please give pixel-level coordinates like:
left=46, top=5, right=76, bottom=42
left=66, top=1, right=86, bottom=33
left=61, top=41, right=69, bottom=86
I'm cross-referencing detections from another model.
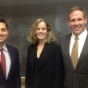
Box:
left=68, top=20, right=70, bottom=26
left=85, top=17, right=87, bottom=24
left=7, top=29, right=9, bottom=34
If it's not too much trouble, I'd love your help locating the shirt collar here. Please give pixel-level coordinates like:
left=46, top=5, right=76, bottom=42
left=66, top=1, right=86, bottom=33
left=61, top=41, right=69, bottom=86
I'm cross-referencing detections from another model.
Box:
left=72, top=28, right=87, bottom=40
left=2, top=44, right=8, bottom=52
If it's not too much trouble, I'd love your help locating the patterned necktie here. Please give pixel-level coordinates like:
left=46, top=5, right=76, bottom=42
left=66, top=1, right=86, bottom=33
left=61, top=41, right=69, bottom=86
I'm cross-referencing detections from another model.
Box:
left=71, top=36, right=78, bottom=69
left=0, top=49, right=6, bottom=76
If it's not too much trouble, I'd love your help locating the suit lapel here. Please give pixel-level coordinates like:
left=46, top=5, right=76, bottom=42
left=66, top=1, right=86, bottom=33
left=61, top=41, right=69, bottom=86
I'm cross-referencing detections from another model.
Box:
left=76, top=34, right=88, bottom=69
left=0, top=63, right=6, bottom=79
left=6, top=45, right=15, bottom=79
left=30, top=44, right=37, bottom=68
left=39, top=43, right=52, bottom=68
left=65, top=35, right=74, bottom=70
left=30, top=43, right=51, bottom=69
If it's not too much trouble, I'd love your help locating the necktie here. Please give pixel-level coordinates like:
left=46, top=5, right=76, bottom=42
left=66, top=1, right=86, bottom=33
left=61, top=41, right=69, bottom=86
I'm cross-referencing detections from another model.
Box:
left=71, top=36, right=78, bottom=69
left=0, top=49, right=6, bottom=76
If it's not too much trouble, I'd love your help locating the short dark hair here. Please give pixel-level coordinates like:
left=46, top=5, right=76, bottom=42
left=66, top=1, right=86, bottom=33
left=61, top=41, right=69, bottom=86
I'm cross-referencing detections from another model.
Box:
left=0, top=17, right=8, bottom=29
left=68, top=6, right=86, bottom=20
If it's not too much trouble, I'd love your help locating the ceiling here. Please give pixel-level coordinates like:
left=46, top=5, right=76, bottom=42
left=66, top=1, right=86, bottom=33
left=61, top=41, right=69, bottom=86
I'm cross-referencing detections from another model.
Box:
left=0, top=0, right=86, bottom=16
left=0, top=0, right=85, bottom=6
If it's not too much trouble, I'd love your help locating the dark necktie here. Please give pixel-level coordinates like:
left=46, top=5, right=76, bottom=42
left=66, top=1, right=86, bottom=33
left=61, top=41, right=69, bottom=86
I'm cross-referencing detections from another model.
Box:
left=0, top=49, right=6, bottom=76
left=71, top=36, right=78, bottom=69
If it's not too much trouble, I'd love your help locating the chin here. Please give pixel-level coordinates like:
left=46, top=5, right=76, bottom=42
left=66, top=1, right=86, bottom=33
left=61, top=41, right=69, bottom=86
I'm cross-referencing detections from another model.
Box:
left=0, top=40, right=4, bottom=42
left=39, top=39, right=44, bottom=41
left=38, top=37, right=45, bottom=39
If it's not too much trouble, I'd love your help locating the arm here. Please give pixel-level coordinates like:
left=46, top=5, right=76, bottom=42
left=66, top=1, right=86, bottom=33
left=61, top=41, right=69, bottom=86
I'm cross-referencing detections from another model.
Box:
left=15, top=49, right=21, bottom=88
left=25, top=46, right=32, bottom=88
left=53, top=45, right=64, bottom=88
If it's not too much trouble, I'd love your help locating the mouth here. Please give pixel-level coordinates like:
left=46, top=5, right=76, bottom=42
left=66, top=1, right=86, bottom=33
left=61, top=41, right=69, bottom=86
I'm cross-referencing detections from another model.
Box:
left=0, top=36, right=4, bottom=39
left=74, top=26, right=81, bottom=30
left=0, top=36, right=3, bottom=39
left=74, top=25, right=81, bottom=28
left=38, top=34, right=44, bottom=36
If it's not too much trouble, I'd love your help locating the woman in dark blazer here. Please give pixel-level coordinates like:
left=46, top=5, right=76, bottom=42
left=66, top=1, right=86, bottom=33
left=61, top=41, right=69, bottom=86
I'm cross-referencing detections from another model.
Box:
left=25, top=18, right=64, bottom=88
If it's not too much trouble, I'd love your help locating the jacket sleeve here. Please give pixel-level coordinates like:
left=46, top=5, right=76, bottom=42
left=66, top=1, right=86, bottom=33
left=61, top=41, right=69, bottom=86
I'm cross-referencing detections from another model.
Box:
left=15, top=49, right=21, bottom=88
left=53, top=45, right=64, bottom=88
left=25, top=46, right=32, bottom=88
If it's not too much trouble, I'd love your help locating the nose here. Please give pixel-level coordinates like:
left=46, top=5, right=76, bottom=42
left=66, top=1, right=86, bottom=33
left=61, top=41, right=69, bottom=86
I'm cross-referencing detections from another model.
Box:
left=39, top=29, right=43, bottom=32
left=75, top=20, right=79, bottom=25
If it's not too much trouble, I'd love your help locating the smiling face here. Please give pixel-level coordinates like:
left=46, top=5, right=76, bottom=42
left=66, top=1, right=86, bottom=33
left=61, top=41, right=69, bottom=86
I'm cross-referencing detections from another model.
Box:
left=35, top=21, right=48, bottom=42
left=68, top=10, right=87, bottom=36
left=0, top=22, right=9, bottom=46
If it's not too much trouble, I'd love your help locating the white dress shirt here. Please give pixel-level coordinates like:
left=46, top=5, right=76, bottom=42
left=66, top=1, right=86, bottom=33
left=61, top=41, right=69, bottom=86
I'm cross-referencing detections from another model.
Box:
left=0, top=44, right=11, bottom=79
left=69, top=29, right=88, bottom=59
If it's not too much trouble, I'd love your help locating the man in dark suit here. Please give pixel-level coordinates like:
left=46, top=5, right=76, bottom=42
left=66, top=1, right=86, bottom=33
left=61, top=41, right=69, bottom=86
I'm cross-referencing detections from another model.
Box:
left=0, top=17, right=21, bottom=88
left=59, top=6, right=88, bottom=88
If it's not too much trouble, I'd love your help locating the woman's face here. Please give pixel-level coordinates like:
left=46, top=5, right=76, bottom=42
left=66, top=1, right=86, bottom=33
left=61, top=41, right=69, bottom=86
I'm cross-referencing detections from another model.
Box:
left=35, top=21, right=48, bottom=42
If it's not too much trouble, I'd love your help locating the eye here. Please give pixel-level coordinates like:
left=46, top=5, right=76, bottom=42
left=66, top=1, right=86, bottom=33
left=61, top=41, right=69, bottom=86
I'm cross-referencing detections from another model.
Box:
left=77, top=18, right=82, bottom=21
left=37, top=28, right=47, bottom=30
left=1, top=28, right=7, bottom=32
left=37, top=28, right=40, bottom=30
left=70, top=19, right=75, bottom=22
left=42, top=28, right=46, bottom=30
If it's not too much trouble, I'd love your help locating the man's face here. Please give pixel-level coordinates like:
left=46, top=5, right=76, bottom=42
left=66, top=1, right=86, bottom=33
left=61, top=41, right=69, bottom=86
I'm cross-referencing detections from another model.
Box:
left=0, top=22, right=9, bottom=45
left=68, top=10, right=87, bottom=36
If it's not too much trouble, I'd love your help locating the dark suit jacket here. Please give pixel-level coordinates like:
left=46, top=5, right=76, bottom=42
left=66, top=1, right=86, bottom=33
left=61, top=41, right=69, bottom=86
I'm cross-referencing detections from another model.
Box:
left=0, top=45, right=21, bottom=88
left=59, top=33, right=88, bottom=88
left=25, top=42, right=64, bottom=88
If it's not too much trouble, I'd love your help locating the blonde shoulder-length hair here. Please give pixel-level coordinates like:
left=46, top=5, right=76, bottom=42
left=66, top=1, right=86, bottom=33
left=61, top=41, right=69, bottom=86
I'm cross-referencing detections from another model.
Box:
left=27, top=18, right=57, bottom=44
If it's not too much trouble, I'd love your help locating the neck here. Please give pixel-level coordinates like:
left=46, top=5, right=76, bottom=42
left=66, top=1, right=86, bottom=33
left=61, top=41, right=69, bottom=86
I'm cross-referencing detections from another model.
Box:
left=37, top=40, right=46, bottom=50
left=0, top=44, right=4, bottom=49
left=38, top=41, right=45, bottom=46
left=38, top=40, right=46, bottom=45
left=0, top=42, right=4, bottom=49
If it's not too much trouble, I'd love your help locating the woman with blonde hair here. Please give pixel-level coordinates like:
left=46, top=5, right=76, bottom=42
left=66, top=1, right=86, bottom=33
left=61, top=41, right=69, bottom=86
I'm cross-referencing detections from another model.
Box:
left=25, top=18, right=64, bottom=88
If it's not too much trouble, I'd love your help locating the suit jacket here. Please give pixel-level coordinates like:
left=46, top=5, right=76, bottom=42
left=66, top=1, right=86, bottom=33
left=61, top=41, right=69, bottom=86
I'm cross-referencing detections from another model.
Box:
left=0, top=45, right=21, bottom=88
left=25, top=42, right=64, bottom=88
left=59, top=33, right=88, bottom=88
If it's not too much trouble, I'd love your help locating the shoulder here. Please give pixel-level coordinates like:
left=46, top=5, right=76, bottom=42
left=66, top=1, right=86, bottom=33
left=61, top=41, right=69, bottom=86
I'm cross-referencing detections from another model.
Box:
left=47, top=42, right=61, bottom=50
left=28, top=43, right=37, bottom=48
left=27, top=43, right=37, bottom=51
left=47, top=43, right=62, bottom=57
left=6, top=44, right=18, bottom=51
left=60, top=33, right=71, bottom=40
left=6, top=45, right=19, bottom=56
left=59, top=33, right=71, bottom=43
